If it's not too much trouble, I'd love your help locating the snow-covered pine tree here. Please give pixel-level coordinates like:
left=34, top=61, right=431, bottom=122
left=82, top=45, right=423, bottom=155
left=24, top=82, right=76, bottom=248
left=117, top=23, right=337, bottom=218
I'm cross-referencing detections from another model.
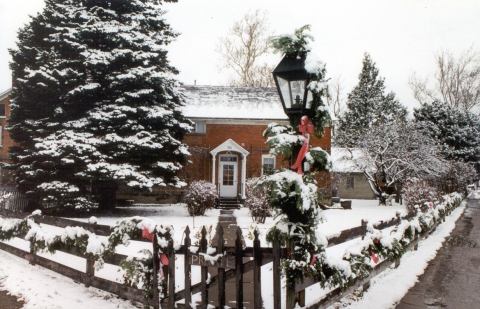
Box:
left=337, top=53, right=407, bottom=146
left=10, top=0, right=191, bottom=212
left=414, top=101, right=480, bottom=170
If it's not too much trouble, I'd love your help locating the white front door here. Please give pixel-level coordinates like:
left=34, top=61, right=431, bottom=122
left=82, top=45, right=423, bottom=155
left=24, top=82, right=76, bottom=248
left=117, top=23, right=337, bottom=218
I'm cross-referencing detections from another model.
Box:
left=219, top=155, right=238, bottom=197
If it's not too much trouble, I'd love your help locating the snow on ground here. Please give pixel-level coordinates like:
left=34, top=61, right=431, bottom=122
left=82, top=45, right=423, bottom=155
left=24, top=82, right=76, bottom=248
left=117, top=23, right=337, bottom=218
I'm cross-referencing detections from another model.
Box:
left=0, top=250, right=138, bottom=309
left=334, top=201, right=466, bottom=309
left=71, top=204, right=220, bottom=244
left=235, top=199, right=406, bottom=246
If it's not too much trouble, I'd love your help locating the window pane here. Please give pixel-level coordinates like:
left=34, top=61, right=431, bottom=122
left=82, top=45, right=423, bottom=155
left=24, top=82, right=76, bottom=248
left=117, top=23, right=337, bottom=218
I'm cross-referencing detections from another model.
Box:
left=223, top=165, right=234, bottom=185
left=290, top=80, right=305, bottom=108
left=262, top=156, right=275, bottom=175
left=277, top=77, right=292, bottom=108
left=0, top=104, right=5, bottom=117
left=195, top=121, right=206, bottom=133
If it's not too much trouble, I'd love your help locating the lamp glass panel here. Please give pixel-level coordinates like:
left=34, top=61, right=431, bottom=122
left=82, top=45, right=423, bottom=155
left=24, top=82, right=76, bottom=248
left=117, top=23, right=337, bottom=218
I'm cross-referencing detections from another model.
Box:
left=277, top=76, right=291, bottom=108
left=290, top=80, right=305, bottom=108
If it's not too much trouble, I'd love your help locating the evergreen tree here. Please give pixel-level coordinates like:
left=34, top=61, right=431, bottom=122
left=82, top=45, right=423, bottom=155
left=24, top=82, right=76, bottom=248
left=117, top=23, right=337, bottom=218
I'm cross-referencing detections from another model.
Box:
left=337, top=53, right=407, bottom=146
left=414, top=101, right=480, bottom=169
left=9, top=0, right=191, bottom=212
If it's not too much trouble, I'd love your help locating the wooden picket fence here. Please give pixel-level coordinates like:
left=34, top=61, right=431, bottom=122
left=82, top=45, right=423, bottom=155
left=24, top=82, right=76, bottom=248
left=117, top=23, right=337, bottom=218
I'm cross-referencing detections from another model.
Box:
left=0, top=201, right=459, bottom=309
left=0, top=186, right=29, bottom=213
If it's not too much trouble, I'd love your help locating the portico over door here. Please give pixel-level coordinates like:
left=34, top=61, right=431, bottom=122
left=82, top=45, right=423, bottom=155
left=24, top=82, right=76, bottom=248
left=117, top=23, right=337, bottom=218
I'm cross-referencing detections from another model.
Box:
left=219, top=155, right=238, bottom=197
left=210, top=139, right=249, bottom=199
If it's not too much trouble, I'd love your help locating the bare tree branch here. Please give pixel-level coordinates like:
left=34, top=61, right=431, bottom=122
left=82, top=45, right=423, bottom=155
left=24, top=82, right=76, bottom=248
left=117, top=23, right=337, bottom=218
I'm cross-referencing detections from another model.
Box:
left=217, top=10, right=275, bottom=87
left=410, top=48, right=480, bottom=111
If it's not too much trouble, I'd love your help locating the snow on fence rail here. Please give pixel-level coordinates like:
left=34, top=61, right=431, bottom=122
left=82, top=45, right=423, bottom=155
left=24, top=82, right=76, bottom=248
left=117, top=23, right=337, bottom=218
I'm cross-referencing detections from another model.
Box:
left=0, top=193, right=463, bottom=309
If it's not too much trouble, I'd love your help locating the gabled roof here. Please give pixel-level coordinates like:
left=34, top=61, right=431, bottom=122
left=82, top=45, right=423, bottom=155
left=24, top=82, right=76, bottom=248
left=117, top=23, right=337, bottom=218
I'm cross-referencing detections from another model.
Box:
left=210, top=138, right=249, bottom=156
left=0, top=88, right=12, bottom=101
left=181, top=85, right=288, bottom=120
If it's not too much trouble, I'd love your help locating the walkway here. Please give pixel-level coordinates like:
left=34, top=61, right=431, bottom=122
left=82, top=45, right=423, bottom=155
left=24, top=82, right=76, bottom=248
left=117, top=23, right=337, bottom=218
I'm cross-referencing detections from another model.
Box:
left=396, top=198, right=480, bottom=309
left=0, top=290, right=23, bottom=309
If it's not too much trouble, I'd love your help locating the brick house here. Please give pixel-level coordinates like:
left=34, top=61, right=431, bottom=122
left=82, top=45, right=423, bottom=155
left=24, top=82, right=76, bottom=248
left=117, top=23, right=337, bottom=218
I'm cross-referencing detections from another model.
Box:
left=169, top=85, right=332, bottom=203
left=0, top=89, right=14, bottom=184
left=0, top=86, right=332, bottom=203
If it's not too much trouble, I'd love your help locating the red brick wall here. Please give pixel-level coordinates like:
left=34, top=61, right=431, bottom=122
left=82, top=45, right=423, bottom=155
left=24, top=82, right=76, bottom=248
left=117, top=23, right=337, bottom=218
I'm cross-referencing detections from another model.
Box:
left=182, top=122, right=331, bottom=189
left=0, top=94, right=13, bottom=162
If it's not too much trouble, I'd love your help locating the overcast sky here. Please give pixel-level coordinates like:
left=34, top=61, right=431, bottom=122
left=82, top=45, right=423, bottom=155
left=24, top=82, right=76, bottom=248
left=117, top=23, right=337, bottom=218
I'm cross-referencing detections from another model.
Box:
left=1, top=0, right=479, bottom=111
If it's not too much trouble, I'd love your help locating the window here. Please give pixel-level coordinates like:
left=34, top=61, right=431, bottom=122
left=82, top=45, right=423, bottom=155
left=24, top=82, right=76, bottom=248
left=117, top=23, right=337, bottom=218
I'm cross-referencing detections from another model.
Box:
left=222, top=164, right=234, bottom=185
left=262, top=155, right=275, bottom=176
left=0, top=104, right=5, bottom=117
left=194, top=121, right=206, bottom=134
left=346, top=175, right=355, bottom=189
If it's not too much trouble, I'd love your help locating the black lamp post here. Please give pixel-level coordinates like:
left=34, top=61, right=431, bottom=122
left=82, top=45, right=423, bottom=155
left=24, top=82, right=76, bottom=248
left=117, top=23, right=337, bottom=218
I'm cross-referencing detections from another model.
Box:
left=272, top=53, right=314, bottom=126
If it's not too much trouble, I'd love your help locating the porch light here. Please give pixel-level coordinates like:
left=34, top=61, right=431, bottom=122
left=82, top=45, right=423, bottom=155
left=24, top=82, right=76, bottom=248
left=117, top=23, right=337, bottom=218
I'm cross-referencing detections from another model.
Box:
left=272, top=53, right=314, bottom=123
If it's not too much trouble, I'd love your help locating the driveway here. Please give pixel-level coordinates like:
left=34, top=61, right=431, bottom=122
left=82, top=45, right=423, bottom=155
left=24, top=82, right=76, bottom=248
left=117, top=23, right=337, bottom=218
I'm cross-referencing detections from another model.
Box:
left=396, top=198, right=480, bottom=309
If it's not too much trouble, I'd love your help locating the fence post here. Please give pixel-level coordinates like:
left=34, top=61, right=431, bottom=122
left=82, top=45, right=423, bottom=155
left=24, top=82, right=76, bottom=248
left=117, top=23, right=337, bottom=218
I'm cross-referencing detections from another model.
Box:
left=85, top=255, right=95, bottom=287
left=216, top=225, right=225, bottom=308
left=200, top=226, right=208, bottom=309
left=253, top=229, right=262, bottom=309
left=168, top=239, right=175, bottom=309
left=152, top=233, right=160, bottom=309
left=184, top=226, right=192, bottom=309
left=28, top=216, right=36, bottom=265
left=285, top=239, right=296, bottom=309
left=235, top=227, right=244, bottom=309
left=361, top=219, right=368, bottom=240
left=272, top=230, right=281, bottom=309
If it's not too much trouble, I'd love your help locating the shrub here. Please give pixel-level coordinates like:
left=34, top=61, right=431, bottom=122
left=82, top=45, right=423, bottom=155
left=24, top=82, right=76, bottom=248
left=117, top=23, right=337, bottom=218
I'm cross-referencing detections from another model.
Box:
left=183, top=181, right=218, bottom=216
left=245, top=178, right=271, bottom=223
left=402, top=178, right=440, bottom=213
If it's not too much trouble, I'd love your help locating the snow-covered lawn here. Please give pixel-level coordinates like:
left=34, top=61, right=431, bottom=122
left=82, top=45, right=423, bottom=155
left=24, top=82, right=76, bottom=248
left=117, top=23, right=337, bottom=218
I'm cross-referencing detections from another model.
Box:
left=235, top=199, right=406, bottom=246
left=0, top=250, right=137, bottom=309
left=70, top=200, right=404, bottom=246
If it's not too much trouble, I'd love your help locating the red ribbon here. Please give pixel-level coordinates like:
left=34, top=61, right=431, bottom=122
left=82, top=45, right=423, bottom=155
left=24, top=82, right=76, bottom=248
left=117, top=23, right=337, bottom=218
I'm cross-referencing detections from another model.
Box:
left=291, top=116, right=315, bottom=175
left=370, top=251, right=379, bottom=264
left=142, top=227, right=155, bottom=241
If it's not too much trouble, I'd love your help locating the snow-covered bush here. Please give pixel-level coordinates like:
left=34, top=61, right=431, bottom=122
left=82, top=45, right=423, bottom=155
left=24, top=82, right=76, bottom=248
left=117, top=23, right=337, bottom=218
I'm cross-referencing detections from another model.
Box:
left=183, top=181, right=218, bottom=216
left=402, top=178, right=440, bottom=213
left=245, top=178, right=271, bottom=223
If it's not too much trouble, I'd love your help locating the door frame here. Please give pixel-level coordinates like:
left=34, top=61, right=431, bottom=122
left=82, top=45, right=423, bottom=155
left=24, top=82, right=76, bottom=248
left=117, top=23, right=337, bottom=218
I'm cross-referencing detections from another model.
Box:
left=218, top=154, right=238, bottom=198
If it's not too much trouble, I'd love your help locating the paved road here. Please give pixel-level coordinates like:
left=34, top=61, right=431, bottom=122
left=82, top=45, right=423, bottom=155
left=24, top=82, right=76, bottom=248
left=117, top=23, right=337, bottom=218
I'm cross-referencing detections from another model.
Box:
left=396, top=198, right=480, bottom=309
left=0, top=289, right=23, bottom=309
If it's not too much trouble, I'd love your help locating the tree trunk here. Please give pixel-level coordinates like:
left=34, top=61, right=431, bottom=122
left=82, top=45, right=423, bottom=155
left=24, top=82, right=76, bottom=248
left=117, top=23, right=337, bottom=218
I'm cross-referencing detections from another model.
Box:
left=93, top=180, right=118, bottom=212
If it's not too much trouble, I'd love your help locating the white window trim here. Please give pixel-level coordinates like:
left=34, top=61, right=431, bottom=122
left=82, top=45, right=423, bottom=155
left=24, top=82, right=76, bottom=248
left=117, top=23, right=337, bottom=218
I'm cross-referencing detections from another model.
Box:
left=261, top=154, right=276, bottom=176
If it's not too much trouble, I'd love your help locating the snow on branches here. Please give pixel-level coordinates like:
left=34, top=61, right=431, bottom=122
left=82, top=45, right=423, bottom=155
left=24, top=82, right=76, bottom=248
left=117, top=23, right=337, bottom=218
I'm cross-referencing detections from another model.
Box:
left=9, top=0, right=191, bottom=211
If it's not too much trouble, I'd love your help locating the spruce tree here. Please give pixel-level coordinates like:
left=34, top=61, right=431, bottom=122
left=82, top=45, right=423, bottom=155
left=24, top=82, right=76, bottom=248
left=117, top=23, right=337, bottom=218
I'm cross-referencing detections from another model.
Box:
left=9, top=0, right=191, bottom=212
left=337, top=53, right=407, bottom=146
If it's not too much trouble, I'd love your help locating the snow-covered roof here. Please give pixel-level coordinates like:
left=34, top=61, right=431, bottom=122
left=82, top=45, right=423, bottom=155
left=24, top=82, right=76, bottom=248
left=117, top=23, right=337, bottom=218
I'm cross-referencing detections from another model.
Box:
left=331, top=147, right=374, bottom=173
left=0, top=88, right=12, bottom=101
left=181, top=85, right=288, bottom=120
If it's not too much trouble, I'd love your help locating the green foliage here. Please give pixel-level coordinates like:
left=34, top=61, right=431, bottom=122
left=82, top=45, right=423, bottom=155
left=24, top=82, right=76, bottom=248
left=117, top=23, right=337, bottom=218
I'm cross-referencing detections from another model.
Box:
left=263, top=123, right=304, bottom=160
left=414, top=101, right=480, bottom=171
left=337, top=53, right=407, bottom=146
left=9, top=0, right=191, bottom=211
left=271, top=25, right=313, bottom=56
left=305, top=147, right=331, bottom=172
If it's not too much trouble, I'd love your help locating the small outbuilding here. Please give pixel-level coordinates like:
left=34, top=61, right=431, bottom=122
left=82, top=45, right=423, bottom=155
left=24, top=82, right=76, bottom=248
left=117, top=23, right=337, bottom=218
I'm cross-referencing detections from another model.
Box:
left=331, top=147, right=375, bottom=200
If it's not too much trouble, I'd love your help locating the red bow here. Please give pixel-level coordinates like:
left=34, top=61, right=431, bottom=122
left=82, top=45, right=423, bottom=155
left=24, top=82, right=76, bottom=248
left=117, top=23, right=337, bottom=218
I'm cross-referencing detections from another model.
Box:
left=291, top=116, right=315, bottom=175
